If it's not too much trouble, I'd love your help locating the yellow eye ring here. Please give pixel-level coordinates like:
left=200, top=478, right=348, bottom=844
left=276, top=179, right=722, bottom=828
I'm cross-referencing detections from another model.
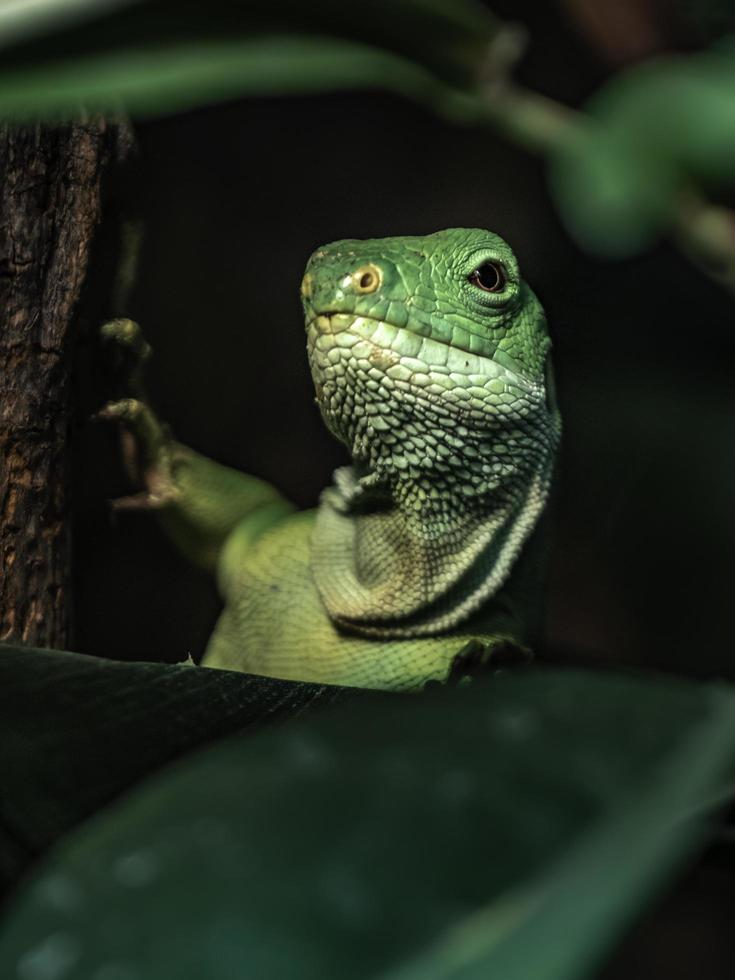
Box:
left=352, top=264, right=381, bottom=294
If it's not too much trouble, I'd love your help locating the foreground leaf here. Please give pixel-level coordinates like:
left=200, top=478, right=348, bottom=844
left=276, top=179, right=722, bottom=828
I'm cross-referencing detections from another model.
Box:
left=0, top=644, right=364, bottom=892
left=1, top=670, right=733, bottom=979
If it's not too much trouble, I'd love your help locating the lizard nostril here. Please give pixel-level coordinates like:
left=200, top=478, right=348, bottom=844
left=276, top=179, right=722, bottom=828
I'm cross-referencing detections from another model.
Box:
left=352, top=264, right=381, bottom=294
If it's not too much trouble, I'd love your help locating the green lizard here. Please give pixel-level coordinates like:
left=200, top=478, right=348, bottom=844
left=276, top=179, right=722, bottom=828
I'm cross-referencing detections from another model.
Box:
left=101, top=228, right=560, bottom=691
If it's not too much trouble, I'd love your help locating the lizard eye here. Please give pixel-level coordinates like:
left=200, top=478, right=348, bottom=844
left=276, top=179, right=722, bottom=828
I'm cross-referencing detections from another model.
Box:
left=468, top=261, right=505, bottom=293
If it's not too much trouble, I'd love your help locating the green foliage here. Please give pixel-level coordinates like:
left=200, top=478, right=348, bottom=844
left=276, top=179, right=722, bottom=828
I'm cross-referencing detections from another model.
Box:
left=2, top=0, right=735, bottom=268
left=549, top=43, right=735, bottom=254
left=1, top=663, right=733, bottom=979
left=0, top=0, right=496, bottom=122
left=0, top=644, right=365, bottom=890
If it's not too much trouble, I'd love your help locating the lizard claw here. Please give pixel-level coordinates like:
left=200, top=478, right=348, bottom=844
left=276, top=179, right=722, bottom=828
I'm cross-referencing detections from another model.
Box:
left=98, top=321, right=179, bottom=512
left=109, top=487, right=178, bottom=512
left=96, top=396, right=142, bottom=423
left=96, top=397, right=169, bottom=458
left=97, top=396, right=178, bottom=512
left=100, top=317, right=150, bottom=353
left=446, top=637, right=531, bottom=686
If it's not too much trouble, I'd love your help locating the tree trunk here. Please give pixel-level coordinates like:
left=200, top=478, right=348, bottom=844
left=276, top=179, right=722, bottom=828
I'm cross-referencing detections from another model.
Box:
left=0, top=119, right=132, bottom=649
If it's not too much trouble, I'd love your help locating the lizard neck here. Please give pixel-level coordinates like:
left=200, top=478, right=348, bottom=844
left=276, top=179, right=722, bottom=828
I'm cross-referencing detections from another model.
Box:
left=310, top=417, right=558, bottom=638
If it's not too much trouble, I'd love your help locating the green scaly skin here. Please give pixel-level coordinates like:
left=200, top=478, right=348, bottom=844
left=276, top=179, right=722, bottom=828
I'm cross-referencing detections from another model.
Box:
left=102, top=229, right=561, bottom=691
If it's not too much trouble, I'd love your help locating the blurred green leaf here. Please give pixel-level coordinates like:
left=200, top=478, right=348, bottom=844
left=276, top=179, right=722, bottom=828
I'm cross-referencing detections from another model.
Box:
left=0, top=644, right=365, bottom=894
left=0, top=0, right=498, bottom=121
left=0, top=0, right=140, bottom=47
left=549, top=42, right=735, bottom=255
left=1, top=670, right=733, bottom=979
left=0, top=37, right=487, bottom=123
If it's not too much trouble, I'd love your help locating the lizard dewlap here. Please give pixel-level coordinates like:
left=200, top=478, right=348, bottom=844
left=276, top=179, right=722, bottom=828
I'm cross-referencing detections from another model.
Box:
left=104, top=228, right=561, bottom=691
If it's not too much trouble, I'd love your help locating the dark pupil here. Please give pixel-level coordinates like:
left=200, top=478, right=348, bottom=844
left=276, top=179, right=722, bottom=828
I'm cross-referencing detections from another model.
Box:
left=470, top=262, right=503, bottom=292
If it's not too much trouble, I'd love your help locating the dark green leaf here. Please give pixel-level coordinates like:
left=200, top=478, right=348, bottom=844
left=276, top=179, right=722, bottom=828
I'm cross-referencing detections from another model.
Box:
left=0, top=643, right=366, bottom=893
left=1, top=669, right=733, bottom=979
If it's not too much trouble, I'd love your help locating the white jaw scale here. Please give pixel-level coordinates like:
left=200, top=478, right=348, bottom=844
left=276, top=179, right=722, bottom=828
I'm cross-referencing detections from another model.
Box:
left=306, top=313, right=538, bottom=407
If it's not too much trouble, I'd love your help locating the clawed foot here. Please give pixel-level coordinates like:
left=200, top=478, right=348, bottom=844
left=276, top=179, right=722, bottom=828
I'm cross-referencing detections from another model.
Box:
left=446, top=637, right=532, bottom=686
left=97, top=320, right=177, bottom=512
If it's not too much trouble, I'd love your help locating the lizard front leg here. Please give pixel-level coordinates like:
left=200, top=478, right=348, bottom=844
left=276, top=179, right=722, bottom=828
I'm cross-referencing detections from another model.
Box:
left=99, top=319, right=293, bottom=573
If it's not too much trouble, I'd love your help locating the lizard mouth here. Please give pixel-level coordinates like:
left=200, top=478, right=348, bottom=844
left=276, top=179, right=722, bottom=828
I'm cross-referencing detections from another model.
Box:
left=306, top=310, right=488, bottom=361
left=305, top=311, right=529, bottom=385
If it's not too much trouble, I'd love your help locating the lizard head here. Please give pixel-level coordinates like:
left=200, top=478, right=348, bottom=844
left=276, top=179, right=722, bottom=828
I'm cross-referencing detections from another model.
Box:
left=301, top=228, right=558, bottom=483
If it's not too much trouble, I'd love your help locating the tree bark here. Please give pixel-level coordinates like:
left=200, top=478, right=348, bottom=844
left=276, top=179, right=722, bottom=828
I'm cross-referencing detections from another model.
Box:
left=0, top=119, right=131, bottom=649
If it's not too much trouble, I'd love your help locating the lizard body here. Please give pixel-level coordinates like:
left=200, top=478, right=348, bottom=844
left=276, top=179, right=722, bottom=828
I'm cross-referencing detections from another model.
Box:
left=103, top=229, right=560, bottom=691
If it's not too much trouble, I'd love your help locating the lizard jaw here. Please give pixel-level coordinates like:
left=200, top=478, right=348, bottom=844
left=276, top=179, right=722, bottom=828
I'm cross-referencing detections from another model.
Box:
left=305, top=312, right=527, bottom=388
